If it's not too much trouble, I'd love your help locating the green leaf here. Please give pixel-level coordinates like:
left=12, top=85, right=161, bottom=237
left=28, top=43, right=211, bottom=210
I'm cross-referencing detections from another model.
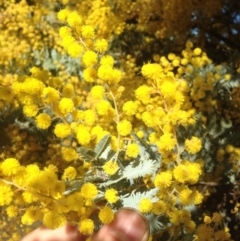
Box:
left=63, top=179, right=83, bottom=196
left=106, top=149, right=116, bottom=161
left=78, top=147, right=97, bottom=161
left=94, top=134, right=111, bottom=159
left=131, top=131, right=159, bottom=160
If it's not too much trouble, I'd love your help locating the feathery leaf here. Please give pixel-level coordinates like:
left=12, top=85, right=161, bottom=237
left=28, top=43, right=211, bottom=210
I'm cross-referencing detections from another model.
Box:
left=123, top=159, right=159, bottom=184
left=121, top=188, right=159, bottom=210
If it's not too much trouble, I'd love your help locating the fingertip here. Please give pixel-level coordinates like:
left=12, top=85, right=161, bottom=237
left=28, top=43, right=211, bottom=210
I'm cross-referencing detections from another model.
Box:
left=21, top=224, right=83, bottom=241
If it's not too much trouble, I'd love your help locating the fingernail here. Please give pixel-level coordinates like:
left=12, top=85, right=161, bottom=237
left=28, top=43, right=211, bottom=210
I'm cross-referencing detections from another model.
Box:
left=99, top=208, right=149, bottom=241
left=117, top=208, right=149, bottom=241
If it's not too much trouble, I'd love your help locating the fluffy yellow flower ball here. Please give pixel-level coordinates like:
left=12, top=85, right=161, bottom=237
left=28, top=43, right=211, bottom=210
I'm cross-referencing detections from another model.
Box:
left=61, top=35, right=75, bottom=49
left=141, top=63, right=162, bottom=80
left=91, top=85, right=105, bottom=99
left=62, top=166, right=77, bottom=180
left=100, top=55, right=114, bottom=66
left=41, top=87, right=60, bottom=104
left=81, top=25, right=95, bottom=38
left=58, top=98, right=74, bottom=116
left=184, top=136, right=202, bottom=154
left=96, top=100, right=111, bottom=115
left=179, top=188, right=194, bottom=206
left=159, top=79, right=177, bottom=98
left=117, top=120, right=132, bottom=136
left=152, top=200, right=166, bottom=215
left=135, top=85, right=152, bottom=103
left=6, top=205, right=18, bottom=218
left=83, top=109, right=96, bottom=126
left=23, top=104, right=39, bottom=117
left=105, top=188, right=119, bottom=204
left=138, top=198, right=153, bottom=213
left=154, top=171, right=172, bottom=188
left=76, top=126, right=91, bottom=145
left=57, top=9, right=70, bottom=22
left=67, top=42, right=84, bottom=57
left=0, top=185, right=13, bottom=206
left=83, top=67, right=97, bottom=83
left=54, top=123, right=71, bottom=138
left=82, top=51, right=98, bottom=67
left=126, top=143, right=140, bottom=158
left=81, top=183, right=98, bottom=200
left=35, top=113, right=51, bottom=129
left=94, top=38, right=108, bottom=53
left=193, top=47, right=202, bottom=56
left=97, top=65, right=122, bottom=83
left=59, top=26, right=72, bottom=38
left=79, top=219, right=94, bottom=235
left=157, top=133, right=177, bottom=151
left=99, top=206, right=114, bottom=224
left=67, top=11, right=82, bottom=27
left=103, top=160, right=119, bottom=175
left=61, top=147, right=78, bottom=162
left=122, top=101, right=138, bottom=116
left=1, top=158, right=20, bottom=176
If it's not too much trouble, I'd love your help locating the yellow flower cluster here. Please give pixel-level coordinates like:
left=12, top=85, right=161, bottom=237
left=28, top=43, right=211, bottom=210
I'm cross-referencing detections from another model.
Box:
left=173, top=161, right=202, bottom=184
left=0, top=39, right=233, bottom=241
left=57, top=8, right=123, bottom=87
left=194, top=213, right=231, bottom=241
left=0, top=2, right=238, bottom=240
left=0, top=154, right=106, bottom=235
left=0, top=0, right=62, bottom=75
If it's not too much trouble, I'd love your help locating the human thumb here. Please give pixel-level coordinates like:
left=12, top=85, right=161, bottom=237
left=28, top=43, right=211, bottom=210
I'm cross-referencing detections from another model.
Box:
left=91, top=208, right=149, bottom=241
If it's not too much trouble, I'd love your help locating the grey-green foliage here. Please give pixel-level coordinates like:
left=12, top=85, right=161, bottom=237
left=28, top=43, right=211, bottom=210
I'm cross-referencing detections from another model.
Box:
left=122, top=159, right=159, bottom=185
left=32, top=48, right=81, bottom=75
left=121, top=188, right=161, bottom=234
left=121, top=188, right=159, bottom=209
left=67, top=134, right=162, bottom=230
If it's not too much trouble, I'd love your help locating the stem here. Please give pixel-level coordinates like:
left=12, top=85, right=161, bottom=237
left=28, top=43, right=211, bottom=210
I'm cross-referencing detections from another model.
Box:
left=99, top=176, right=125, bottom=188
left=0, top=178, right=26, bottom=191
left=0, top=178, right=58, bottom=201
left=107, top=85, right=124, bottom=170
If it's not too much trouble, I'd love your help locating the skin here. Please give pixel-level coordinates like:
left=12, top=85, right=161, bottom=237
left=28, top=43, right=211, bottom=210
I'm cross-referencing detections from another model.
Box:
left=21, top=208, right=150, bottom=241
